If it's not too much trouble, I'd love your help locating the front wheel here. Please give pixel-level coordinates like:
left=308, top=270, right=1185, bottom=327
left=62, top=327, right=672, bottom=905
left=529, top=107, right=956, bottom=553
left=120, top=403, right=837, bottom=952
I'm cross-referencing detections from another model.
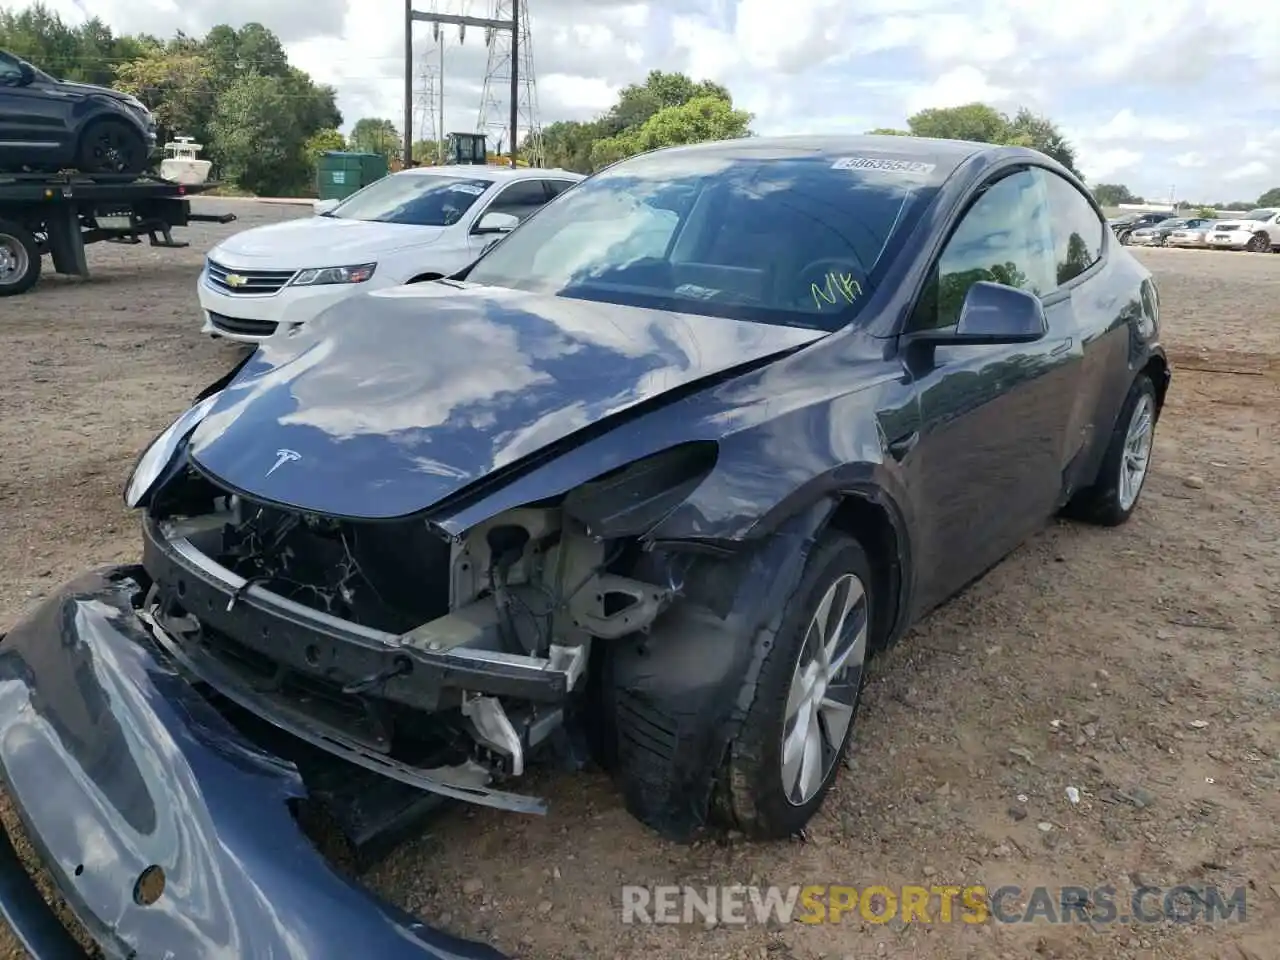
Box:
left=76, top=119, right=147, bottom=176
left=716, top=532, right=874, bottom=839
left=1248, top=232, right=1270, bottom=253
left=0, top=219, right=40, bottom=297
left=1063, top=373, right=1158, bottom=526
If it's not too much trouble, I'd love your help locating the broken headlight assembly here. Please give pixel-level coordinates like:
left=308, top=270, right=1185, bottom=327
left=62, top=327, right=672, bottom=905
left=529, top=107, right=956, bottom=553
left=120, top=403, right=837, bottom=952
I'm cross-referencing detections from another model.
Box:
left=123, top=393, right=221, bottom=508
left=561, top=440, right=719, bottom=539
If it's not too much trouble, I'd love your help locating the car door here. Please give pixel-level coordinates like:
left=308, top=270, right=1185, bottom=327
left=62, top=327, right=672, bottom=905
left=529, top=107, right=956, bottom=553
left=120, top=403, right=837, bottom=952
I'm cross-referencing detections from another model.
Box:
left=1038, top=168, right=1119, bottom=498
left=465, top=179, right=559, bottom=259
left=903, top=167, right=1084, bottom=616
left=0, top=53, right=72, bottom=161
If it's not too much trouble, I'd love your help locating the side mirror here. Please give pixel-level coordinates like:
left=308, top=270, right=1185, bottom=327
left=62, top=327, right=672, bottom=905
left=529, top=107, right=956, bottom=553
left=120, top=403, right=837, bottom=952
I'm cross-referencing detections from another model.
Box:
left=472, top=211, right=519, bottom=235
left=16, top=62, right=35, bottom=86
left=313, top=198, right=340, bottom=216
left=910, top=281, right=1048, bottom=346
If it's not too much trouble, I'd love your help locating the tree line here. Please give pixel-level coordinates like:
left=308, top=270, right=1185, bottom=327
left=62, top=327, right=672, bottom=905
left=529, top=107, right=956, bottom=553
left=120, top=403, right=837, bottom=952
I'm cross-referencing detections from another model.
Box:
left=17, top=1, right=1267, bottom=209
left=1093, top=183, right=1280, bottom=213
left=1, top=4, right=342, bottom=196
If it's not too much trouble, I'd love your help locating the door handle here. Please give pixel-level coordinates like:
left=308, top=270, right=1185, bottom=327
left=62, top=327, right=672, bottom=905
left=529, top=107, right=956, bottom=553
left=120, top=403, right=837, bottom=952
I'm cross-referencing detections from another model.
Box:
left=886, top=430, right=919, bottom=462
left=1050, top=337, right=1074, bottom=357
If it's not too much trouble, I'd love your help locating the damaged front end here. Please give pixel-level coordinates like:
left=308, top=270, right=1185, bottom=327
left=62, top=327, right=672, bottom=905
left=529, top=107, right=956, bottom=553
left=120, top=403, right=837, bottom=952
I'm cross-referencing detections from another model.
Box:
left=135, top=440, right=705, bottom=815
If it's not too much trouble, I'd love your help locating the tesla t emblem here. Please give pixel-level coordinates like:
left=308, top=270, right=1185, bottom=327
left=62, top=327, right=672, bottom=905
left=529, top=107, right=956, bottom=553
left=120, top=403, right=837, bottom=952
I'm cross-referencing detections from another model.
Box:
left=266, top=449, right=301, bottom=476
left=225, top=273, right=248, bottom=288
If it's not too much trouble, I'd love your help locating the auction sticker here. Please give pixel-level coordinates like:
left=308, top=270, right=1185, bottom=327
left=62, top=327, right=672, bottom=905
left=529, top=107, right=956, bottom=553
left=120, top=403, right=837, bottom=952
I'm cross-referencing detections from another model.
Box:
left=832, top=157, right=936, bottom=174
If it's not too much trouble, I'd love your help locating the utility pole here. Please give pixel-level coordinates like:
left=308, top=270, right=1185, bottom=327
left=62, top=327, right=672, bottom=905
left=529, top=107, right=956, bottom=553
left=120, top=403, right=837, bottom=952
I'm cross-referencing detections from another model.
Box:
left=408, top=4, right=518, bottom=163
left=403, top=0, right=413, bottom=166
left=508, top=0, right=519, bottom=168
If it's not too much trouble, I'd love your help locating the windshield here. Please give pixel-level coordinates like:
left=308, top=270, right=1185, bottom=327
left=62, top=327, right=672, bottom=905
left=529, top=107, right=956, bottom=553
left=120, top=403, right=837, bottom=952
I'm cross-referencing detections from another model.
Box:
left=463, top=148, right=938, bottom=331
left=329, top=174, right=493, bottom=226
left=1155, top=219, right=1184, bottom=229
left=1242, top=209, right=1276, bottom=222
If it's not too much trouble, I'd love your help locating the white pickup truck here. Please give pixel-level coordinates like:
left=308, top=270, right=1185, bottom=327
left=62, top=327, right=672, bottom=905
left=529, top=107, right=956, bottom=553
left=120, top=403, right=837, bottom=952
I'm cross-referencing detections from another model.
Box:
left=1206, top=208, right=1280, bottom=252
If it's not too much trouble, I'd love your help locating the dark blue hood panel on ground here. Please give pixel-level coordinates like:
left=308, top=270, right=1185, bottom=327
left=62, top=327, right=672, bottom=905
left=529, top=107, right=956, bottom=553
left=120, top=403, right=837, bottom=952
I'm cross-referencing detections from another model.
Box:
left=188, top=283, right=824, bottom=520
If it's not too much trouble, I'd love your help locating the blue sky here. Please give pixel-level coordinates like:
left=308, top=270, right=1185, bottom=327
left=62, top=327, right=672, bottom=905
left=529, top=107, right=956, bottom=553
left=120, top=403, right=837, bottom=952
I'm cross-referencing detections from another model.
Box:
left=8, top=0, right=1278, bottom=202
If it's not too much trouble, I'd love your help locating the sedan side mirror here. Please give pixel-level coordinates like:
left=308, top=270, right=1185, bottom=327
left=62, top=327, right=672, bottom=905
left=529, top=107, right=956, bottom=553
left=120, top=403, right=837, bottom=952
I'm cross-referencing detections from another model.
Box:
left=910, top=281, right=1048, bottom=346
left=16, top=62, right=35, bottom=86
left=472, top=211, right=519, bottom=235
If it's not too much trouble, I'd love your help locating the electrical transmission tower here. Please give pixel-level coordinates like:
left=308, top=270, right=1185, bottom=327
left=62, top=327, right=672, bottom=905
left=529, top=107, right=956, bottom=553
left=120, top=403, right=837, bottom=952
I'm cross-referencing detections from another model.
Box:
left=477, top=0, right=543, bottom=166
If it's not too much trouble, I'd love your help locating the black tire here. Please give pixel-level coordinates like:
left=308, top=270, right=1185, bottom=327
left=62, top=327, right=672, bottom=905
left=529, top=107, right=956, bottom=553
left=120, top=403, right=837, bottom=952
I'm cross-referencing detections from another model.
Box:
left=75, top=118, right=147, bottom=176
left=1118, top=231, right=1132, bottom=245
left=0, top=219, right=41, bottom=297
left=1063, top=373, right=1158, bottom=526
left=716, top=532, right=874, bottom=839
left=1248, top=232, right=1270, bottom=253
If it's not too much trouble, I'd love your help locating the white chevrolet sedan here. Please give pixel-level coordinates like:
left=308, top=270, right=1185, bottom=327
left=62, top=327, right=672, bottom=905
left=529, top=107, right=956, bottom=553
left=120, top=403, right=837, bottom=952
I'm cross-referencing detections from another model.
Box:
left=197, top=165, right=583, bottom=342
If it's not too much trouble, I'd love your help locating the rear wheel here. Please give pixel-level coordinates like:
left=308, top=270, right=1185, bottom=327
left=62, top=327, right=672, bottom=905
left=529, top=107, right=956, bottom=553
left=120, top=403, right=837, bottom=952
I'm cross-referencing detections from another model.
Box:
left=76, top=119, right=147, bottom=175
left=716, top=532, right=873, bottom=839
left=0, top=220, right=40, bottom=297
left=1063, top=374, right=1157, bottom=526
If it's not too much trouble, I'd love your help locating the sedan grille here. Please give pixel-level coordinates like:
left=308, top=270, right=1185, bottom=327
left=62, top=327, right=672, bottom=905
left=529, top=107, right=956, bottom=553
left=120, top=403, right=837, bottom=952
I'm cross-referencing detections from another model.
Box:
left=208, top=312, right=279, bottom=338
left=206, top=259, right=297, bottom=296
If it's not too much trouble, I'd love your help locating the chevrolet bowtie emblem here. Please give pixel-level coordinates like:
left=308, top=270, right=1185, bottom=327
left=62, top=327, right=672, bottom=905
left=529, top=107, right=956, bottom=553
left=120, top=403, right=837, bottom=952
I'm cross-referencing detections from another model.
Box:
left=224, top=273, right=248, bottom=287
left=266, top=449, right=301, bottom=476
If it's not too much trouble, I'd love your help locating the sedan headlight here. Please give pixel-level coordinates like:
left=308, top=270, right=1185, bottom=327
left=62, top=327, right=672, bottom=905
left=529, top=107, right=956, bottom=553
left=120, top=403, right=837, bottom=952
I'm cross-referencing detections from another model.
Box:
left=124, top=393, right=221, bottom=508
left=290, top=263, right=377, bottom=287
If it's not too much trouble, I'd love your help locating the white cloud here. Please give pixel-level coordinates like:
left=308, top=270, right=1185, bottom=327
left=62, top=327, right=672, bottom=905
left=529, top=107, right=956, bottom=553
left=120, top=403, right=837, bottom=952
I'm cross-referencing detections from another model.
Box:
left=1223, top=161, right=1268, bottom=183
left=5, top=0, right=1277, bottom=200
left=903, top=66, right=1010, bottom=116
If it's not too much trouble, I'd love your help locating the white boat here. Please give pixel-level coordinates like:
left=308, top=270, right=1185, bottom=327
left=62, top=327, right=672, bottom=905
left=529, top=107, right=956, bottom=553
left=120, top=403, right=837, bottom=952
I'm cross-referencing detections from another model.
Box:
left=159, top=136, right=212, bottom=185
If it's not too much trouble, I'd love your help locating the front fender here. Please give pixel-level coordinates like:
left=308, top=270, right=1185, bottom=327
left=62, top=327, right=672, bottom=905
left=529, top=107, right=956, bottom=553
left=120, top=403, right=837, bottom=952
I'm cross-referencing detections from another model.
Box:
left=601, top=500, right=836, bottom=840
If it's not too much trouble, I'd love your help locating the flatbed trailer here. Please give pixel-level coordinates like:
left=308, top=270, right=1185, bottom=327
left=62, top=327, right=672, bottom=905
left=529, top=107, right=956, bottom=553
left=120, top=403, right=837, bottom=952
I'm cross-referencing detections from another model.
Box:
left=0, top=171, right=236, bottom=297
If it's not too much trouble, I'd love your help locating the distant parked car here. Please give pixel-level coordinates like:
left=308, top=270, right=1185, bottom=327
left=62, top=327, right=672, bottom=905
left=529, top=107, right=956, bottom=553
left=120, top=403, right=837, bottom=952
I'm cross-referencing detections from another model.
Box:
left=0, top=49, right=156, bottom=174
left=198, top=164, right=583, bottom=342
left=1108, top=212, right=1171, bottom=245
left=1205, top=208, right=1280, bottom=252
left=1166, top=220, right=1221, bottom=248
left=1128, top=217, right=1213, bottom=247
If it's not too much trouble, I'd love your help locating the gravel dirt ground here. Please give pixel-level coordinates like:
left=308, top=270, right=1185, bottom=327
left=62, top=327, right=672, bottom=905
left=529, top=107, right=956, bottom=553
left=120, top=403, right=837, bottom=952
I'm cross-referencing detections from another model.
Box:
left=0, top=204, right=1276, bottom=960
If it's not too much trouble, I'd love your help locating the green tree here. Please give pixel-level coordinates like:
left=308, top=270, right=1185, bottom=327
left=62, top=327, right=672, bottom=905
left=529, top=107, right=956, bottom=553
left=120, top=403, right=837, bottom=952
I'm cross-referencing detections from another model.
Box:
left=1194, top=205, right=1217, bottom=218
left=872, top=102, right=1083, bottom=178
left=349, top=118, right=401, bottom=162
left=1257, top=187, right=1280, bottom=207
left=1092, top=183, right=1142, bottom=206
left=113, top=52, right=215, bottom=142
left=867, top=127, right=909, bottom=136
left=305, top=128, right=346, bottom=162
left=208, top=74, right=309, bottom=196
left=1005, top=108, right=1079, bottom=175
left=590, top=96, right=752, bottom=171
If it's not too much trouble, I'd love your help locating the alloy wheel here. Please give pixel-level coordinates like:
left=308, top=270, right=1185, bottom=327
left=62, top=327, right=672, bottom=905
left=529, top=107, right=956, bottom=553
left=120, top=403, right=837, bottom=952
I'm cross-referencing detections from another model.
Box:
left=780, top=572, right=869, bottom=806
left=1118, top=392, right=1154, bottom=511
left=0, top=235, right=28, bottom=287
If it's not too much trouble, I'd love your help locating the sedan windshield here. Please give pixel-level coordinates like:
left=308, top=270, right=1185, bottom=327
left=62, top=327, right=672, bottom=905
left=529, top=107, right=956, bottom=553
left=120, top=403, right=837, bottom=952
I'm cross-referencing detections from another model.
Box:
left=463, top=147, right=938, bottom=331
left=329, top=174, right=493, bottom=227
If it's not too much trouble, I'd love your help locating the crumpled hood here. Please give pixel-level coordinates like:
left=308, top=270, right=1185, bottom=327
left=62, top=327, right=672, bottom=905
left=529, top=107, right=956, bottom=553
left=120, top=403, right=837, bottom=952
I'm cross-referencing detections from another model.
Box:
left=187, top=283, right=826, bottom=520
left=211, top=217, right=448, bottom=269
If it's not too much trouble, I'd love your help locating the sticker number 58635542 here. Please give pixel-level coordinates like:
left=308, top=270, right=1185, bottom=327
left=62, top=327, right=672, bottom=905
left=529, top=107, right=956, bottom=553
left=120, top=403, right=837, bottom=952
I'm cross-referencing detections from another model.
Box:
left=832, top=157, right=936, bottom=174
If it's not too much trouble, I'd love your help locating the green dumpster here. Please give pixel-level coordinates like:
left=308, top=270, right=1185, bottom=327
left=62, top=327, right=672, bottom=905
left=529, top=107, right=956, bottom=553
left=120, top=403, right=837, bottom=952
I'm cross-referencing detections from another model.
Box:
left=317, top=151, right=389, bottom=201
